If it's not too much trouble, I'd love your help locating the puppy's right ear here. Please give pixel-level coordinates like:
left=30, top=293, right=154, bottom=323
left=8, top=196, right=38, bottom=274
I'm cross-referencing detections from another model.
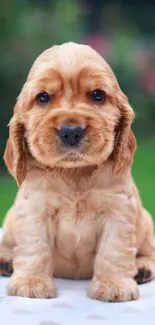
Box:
left=3, top=112, right=27, bottom=187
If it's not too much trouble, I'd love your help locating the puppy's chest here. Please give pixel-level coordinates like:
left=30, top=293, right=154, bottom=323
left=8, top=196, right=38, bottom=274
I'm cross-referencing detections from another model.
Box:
left=47, top=189, right=102, bottom=256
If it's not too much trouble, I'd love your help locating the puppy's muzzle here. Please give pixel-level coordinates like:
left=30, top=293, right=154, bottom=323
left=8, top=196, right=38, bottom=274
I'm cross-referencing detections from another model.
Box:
left=59, top=125, right=85, bottom=146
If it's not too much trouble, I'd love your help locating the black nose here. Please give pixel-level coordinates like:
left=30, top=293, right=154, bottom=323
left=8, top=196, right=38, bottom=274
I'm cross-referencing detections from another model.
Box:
left=59, top=125, right=84, bottom=146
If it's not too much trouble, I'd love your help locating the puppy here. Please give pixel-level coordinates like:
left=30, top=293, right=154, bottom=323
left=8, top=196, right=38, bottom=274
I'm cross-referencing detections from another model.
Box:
left=1, top=42, right=155, bottom=302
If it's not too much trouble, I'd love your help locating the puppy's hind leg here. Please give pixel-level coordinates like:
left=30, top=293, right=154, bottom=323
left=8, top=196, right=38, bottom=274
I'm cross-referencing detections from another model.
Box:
left=0, top=206, right=15, bottom=276
left=135, top=209, right=155, bottom=284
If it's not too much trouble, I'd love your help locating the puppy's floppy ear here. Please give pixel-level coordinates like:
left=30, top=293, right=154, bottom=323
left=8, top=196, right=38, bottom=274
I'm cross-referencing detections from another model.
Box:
left=3, top=104, right=27, bottom=186
left=112, top=91, right=136, bottom=175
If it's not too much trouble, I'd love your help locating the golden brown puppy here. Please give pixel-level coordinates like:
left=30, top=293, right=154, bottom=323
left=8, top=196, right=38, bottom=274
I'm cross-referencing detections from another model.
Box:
left=1, top=42, right=155, bottom=302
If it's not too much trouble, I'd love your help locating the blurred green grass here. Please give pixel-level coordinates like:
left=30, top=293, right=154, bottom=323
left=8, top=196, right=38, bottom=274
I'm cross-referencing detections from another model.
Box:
left=0, top=176, right=17, bottom=225
left=0, top=140, right=155, bottom=226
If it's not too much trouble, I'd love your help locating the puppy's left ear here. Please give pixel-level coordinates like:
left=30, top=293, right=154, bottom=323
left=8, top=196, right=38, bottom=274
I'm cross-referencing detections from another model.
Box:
left=112, top=91, right=136, bottom=175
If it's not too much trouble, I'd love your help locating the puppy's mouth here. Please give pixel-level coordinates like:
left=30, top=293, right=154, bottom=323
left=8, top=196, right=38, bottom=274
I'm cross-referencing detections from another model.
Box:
left=59, top=143, right=88, bottom=163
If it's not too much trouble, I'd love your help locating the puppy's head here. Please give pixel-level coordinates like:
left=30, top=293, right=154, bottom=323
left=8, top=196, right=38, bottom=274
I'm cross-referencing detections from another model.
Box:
left=4, top=42, right=136, bottom=185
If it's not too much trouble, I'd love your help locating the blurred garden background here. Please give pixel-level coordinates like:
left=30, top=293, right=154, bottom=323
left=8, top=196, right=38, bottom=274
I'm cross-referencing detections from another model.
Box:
left=0, top=0, right=155, bottom=225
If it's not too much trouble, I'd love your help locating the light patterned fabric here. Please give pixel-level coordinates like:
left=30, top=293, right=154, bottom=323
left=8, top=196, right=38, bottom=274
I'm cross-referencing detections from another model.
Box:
left=0, top=229, right=155, bottom=325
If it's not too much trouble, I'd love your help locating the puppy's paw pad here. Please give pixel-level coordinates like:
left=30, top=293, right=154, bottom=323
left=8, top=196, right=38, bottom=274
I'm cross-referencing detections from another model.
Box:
left=134, top=267, right=152, bottom=284
left=0, top=260, right=13, bottom=277
left=7, top=274, right=57, bottom=298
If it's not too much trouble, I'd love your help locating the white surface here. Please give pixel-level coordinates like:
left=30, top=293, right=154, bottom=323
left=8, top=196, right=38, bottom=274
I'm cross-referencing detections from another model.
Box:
left=1, top=229, right=155, bottom=325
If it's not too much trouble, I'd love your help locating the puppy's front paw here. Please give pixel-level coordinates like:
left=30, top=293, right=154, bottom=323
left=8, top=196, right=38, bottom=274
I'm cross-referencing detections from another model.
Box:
left=7, top=274, right=57, bottom=298
left=88, top=277, right=139, bottom=302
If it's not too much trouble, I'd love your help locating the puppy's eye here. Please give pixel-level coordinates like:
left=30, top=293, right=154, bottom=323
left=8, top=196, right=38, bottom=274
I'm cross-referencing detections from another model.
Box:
left=37, top=92, right=51, bottom=104
left=91, top=89, right=105, bottom=103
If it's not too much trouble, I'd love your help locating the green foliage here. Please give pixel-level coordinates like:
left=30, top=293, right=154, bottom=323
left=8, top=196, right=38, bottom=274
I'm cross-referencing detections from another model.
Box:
left=132, top=140, right=155, bottom=215
left=0, top=176, right=17, bottom=225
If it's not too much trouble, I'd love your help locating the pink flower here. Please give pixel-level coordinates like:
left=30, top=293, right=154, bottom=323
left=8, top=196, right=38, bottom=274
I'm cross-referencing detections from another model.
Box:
left=84, top=33, right=111, bottom=59
left=133, top=48, right=151, bottom=72
left=142, top=69, right=155, bottom=94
